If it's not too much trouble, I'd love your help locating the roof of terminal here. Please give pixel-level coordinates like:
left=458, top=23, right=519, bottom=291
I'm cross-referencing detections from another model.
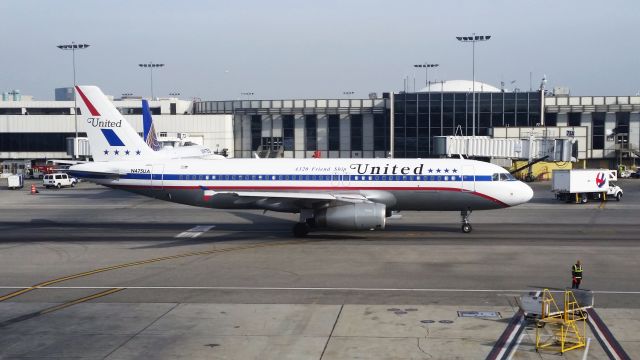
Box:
left=418, top=80, right=502, bottom=93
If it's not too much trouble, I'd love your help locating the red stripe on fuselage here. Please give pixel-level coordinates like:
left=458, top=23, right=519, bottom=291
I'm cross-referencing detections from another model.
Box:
left=75, top=86, right=101, bottom=116
left=109, top=184, right=510, bottom=208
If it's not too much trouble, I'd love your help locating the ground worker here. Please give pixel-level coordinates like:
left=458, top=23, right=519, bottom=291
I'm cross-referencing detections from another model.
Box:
left=571, top=260, right=583, bottom=289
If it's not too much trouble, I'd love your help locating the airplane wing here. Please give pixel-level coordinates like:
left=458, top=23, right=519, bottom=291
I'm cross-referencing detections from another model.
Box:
left=202, top=189, right=370, bottom=211
left=67, top=167, right=124, bottom=180
left=49, top=159, right=88, bottom=166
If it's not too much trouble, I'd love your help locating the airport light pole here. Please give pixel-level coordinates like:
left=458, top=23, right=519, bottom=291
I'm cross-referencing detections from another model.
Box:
left=57, top=42, right=90, bottom=159
left=413, top=63, right=439, bottom=89
left=138, top=62, right=164, bottom=100
left=456, top=33, right=491, bottom=136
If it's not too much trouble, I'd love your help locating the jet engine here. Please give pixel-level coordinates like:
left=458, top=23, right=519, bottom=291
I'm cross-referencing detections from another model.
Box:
left=314, top=203, right=386, bottom=230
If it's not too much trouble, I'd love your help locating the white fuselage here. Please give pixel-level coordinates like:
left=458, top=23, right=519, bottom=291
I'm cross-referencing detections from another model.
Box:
left=69, top=157, right=533, bottom=212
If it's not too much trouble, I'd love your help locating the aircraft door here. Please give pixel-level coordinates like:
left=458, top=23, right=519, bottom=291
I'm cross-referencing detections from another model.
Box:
left=332, top=173, right=350, bottom=188
left=151, top=164, right=164, bottom=189
left=461, top=165, right=475, bottom=192
left=342, top=174, right=350, bottom=187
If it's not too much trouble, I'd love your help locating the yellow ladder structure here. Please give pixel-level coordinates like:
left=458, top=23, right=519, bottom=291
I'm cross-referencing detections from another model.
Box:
left=536, top=289, right=587, bottom=354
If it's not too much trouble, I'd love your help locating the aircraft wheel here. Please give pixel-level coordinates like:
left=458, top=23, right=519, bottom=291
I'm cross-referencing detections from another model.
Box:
left=580, top=194, right=588, bottom=204
left=462, top=223, right=472, bottom=233
left=293, top=222, right=310, bottom=237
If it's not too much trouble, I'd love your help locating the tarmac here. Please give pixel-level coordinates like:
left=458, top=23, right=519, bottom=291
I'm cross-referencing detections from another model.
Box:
left=0, top=179, right=639, bottom=359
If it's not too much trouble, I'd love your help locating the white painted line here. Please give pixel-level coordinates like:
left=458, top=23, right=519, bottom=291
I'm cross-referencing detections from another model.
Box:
left=188, top=225, right=216, bottom=232
left=582, top=337, right=591, bottom=360
left=174, top=225, right=215, bottom=238
left=506, top=326, right=526, bottom=360
left=0, top=286, right=639, bottom=294
left=495, top=312, right=525, bottom=360
left=588, top=318, right=614, bottom=358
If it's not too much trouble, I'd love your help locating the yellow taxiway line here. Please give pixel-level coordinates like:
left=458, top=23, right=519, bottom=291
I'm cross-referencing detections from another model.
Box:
left=0, top=240, right=303, bottom=302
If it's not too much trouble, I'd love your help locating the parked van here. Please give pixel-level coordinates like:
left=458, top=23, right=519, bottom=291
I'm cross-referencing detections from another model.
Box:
left=43, top=173, right=77, bottom=189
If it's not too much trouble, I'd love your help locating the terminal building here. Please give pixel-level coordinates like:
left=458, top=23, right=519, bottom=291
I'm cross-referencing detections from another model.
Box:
left=194, top=97, right=390, bottom=159
left=0, top=89, right=232, bottom=174
left=1, top=81, right=639, bottom=174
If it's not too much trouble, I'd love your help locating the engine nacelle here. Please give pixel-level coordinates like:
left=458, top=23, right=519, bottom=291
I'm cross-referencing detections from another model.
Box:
left=314, top=203, right=386, bottom=230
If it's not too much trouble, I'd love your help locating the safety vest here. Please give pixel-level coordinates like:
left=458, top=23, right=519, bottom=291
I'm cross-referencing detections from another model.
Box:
left=572, top=264, right=583, bottom=278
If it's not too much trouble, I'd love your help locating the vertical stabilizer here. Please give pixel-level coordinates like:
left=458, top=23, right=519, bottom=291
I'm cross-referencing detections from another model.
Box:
left=75, top=86, right=159, bottom=161
left=142, top=99, right=161, bottom=151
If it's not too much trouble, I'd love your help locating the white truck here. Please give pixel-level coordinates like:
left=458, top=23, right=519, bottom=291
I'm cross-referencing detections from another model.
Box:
left=0, top=174, right=24, bottom=190
left=552, top=169, right=623, bottom=203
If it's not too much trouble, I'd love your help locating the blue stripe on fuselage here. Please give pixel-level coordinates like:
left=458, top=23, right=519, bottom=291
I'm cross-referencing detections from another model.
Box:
left=117, top=173, right=496, bottom=182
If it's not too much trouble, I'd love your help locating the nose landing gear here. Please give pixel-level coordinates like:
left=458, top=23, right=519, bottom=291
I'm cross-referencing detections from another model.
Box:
left=461, top=210, right=473, bottom=233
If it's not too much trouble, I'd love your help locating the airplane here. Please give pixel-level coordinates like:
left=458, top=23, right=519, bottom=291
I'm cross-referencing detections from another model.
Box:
left=68, top=85, right=534, bottom=236
left=142, top=99, right=224, bottom=160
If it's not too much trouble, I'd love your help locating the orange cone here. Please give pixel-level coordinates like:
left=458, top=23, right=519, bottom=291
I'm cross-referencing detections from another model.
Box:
left=30, top=184, right=38, bottom=194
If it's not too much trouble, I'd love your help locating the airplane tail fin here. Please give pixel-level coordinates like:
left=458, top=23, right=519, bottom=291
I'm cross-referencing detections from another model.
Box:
left=142, top=99, right=161, bottom=151
left=75, top=86, right=160, bottom=161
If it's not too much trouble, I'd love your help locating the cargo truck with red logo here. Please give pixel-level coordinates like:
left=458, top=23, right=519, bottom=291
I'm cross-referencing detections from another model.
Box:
left=552, top=169, right=622, bottom=203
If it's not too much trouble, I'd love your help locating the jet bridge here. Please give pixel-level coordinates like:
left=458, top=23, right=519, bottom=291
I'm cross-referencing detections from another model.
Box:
left=433, top=136, right=577, bottom=162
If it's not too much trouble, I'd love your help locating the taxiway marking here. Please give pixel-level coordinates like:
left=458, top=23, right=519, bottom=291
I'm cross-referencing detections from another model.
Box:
left=1, top=286, right=639, bottom=294
left=175, top=225, right=216, bottom=238
left=0, top=240, right=303, bottom=302
left=0, top=288, right=124, bottom=328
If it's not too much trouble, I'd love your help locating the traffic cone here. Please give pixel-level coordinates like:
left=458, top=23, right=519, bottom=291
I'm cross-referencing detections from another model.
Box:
left=30, top=184, right=38, bottom=194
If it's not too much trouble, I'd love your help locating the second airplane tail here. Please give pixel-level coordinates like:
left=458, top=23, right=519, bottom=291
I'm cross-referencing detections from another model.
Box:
left=142, top=99, right=161, bottom=151
left=75, top=86, right=160, bottom=162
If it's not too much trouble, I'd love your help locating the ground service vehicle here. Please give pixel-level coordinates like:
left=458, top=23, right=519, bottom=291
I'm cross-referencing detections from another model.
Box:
left=0, top=174, right=24, bottom=190
left=43, top=173, right=77, bottom=189
left=552, top=169, right=622, bottom=203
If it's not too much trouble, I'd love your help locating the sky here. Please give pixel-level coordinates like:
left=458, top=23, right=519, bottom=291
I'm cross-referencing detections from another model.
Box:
left=0, top=0, right=638, bottom=100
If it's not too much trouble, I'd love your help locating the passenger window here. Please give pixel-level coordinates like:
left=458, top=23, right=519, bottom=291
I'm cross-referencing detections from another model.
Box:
left=55, top=175, right=62, bottom=179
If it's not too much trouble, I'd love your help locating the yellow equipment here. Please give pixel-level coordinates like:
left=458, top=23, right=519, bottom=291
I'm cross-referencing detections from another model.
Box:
left=536, top=289, right=587, bottom=354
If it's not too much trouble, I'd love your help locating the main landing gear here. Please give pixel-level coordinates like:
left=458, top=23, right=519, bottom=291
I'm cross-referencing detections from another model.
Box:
left=293, top=222, right=310, bottom=237
left=293, top=210, right=314, bottom=237
left=461, top=210, right=473, bottom=233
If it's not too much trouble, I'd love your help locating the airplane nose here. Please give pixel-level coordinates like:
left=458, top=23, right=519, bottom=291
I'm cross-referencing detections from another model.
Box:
left=518, top=182, right=534, bottom=205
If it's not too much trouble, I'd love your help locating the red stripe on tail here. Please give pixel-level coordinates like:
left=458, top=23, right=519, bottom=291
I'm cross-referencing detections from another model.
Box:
left=75, top=86, right=101, bottom=116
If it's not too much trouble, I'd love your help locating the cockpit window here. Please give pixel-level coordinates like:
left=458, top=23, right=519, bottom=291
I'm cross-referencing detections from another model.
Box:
left=493, top=172, right=516, bottom=181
